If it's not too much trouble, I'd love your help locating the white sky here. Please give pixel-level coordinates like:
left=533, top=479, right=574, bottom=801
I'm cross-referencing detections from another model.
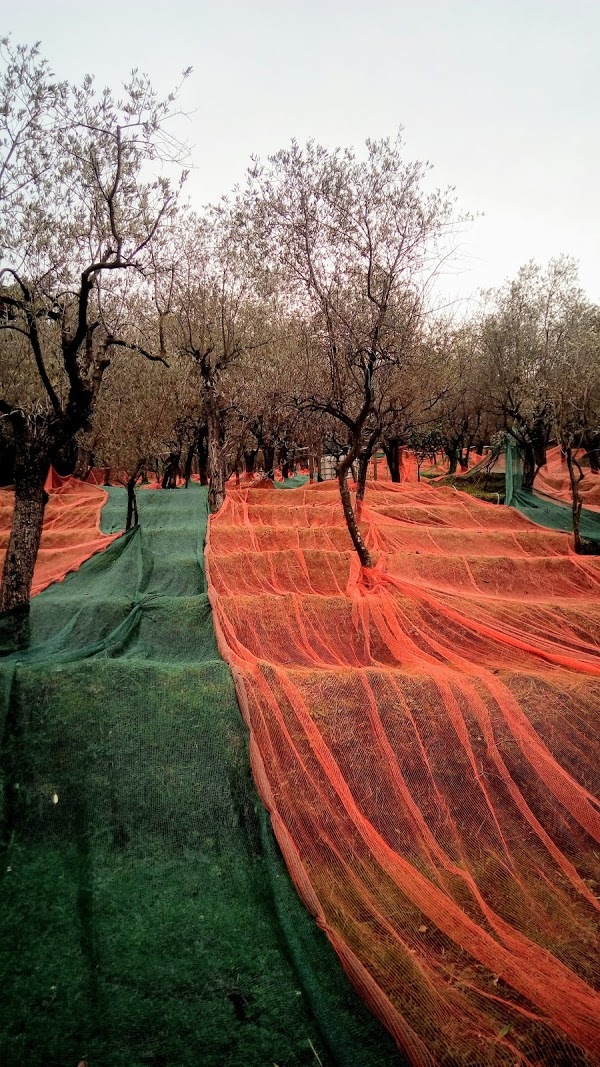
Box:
left=5, top=0, right=600, bottom=312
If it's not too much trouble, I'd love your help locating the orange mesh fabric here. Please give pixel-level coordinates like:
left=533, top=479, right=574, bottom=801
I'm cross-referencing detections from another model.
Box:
left=206, top=478, right=600, bottom=1067
left=534, top=446, right=600, bottom=511
left=0, top=473, right=118, bottom=597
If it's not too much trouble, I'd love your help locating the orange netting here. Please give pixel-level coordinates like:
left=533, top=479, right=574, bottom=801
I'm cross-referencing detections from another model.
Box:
left=534, top=446, right=600, bottom=512
left=206, top=478, right=600, bottom=1066
left=0, top=472, right=118, bottom=597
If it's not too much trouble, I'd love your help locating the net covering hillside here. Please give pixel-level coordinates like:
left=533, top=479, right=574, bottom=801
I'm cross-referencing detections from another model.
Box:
left=206, top=478, right=600, bottom=1067
left=0, top=484, right=398, bottom=1067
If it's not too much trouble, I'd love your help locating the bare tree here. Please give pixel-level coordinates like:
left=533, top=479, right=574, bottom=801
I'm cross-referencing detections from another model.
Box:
left=480, top=258, right=585, bottom=486
left=159, top=209, right=272, bottom=512
left=241, top=134, right=463, bottom=566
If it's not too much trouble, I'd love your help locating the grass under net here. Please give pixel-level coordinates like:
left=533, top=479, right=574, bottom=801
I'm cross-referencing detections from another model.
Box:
left=0, top=483, right=399, bottom=1067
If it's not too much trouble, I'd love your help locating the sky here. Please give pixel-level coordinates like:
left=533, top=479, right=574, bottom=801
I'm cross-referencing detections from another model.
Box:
left=5, top=0, right=600, bottom=312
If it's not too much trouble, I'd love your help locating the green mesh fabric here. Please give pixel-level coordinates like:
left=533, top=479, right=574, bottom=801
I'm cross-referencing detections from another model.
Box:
left=274, top=474, right=310, bottom=489
left=505, top=441, right=600, bottom=540
left=0, top=484, right=398, bottom=1067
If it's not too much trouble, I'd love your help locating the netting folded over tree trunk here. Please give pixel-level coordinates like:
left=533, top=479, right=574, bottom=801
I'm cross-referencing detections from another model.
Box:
left=534, top=447, right=600, bottom=512
left=0, top=484, right=398, bottom=1067
left=506, top=442, right=600, bottom=541
left=0, top=474, right=118, bottom=599
left=206, top=479, right=600, bottom=1067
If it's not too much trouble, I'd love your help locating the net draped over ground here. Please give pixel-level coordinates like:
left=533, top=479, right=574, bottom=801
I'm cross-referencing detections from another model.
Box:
left=206, top=479, right=600, bottom=1067
left=0, top=483, right=398, bottom=1067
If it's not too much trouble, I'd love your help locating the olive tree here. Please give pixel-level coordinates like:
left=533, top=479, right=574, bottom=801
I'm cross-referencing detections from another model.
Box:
left=240, top=134, right=463, bottom=566
left=0, top=39, right=188, bottom=616
left=480, top=258, right=585, bottom=487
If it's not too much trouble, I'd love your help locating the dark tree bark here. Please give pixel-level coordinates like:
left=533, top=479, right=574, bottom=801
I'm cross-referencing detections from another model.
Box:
left=161, top=450, right=181, bottom=489
left=308, top=453, right=315, bottom=483
left=262, top=444, right=275, bottom=478
left=183, top=444, right=195, bottom=488
left=196, top=426, right=209, bottom=486
left=382, top=439, right=401, bottom=482
left=356, top=433, right=379, bottom=503
left=0, top=428, right=50, bottom=619
left=356, top=453, right=369, bottom=502
left=244, top=449, right=258, bottom=475
left=74, top=443, right=93, bottom=480
left=279, top=444, right=290, bottom=480
left=206, top=394, right=225, bottom=513
left=445, top=445, right=459, bottom=476
left=125, top=475, right=139, bottom=530
left=521, top=441, right=536, bottom=489
left=337, top=453, right=372, bottom=568
left=565, top=447, right=584, bottom=554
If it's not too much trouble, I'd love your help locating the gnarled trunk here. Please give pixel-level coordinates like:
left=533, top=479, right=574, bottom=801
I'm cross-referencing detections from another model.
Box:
left=445, top=446, right=459, bottom=476
left=74, top=443, right=93, bottom=481
left=382, top=439, right=401, bottom=483
left=565, top=447, right=584, bottom=554
left=244, top=449, right=258, bottom=476
left=126, top=476, right=139, bottom=531
left=0, top=434, right=50, bottom=622
left=206, top=397, right=225, bottom=513
left=337, top=451, right=372, bottom=568
left=262, top=444, right=275, bottom=479
left=356, top=452, right=369, bottom=502
left=522, top=441, right=536, bottom=489
left=197, top=427, right=209, bottom=486
left=161, top=450, right=181, bottom=489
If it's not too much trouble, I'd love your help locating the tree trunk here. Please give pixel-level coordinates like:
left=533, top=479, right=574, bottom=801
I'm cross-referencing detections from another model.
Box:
left=0, top=438, right=50, bottom=619
left=126, top=476, right=139, bottom=531
left=445, top=446, right=459, bottom=476
left=337, top=454, right=372, bottom=568
left=206, top=399, right=225, bottom=513
left=356, top=452, right=370, bottom=503
left=261, top=444, right=275, bottom=479
left=162, top=450, right=181, bottom=489
left=532, top=429, right=548, bottom=474
left=244, top=449, right=258, bottom=475
left=197, top=428, right=209, bottom=486
left=279, top=444, right=290, bottom=480
left=308, top=453, right=315, bottom=483
left=565, top=447, right=584, bottom=554
left=183, top=444, right=195, bottom=487
left=382, top=440, right=401, bottom=483
left=74, top=443, right=93, bottom=481
left=522, top=441, right=536, bottom=489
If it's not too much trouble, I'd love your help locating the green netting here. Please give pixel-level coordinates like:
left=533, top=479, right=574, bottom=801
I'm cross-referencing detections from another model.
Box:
left=0, top=484, right=399, bottom=1067
left=505, top=440, right=600, bottom=540
left=274, top=474, right=310, bottom=489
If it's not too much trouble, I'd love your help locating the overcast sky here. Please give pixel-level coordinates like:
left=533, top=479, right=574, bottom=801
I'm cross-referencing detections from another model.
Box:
left=5, top=0, right=599, bottom=310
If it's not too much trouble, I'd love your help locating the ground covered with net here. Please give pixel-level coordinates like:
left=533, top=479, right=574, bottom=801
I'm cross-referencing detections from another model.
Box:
left=207, top=478, right=600, bottom=1067
left=0, top=483, right=398, bottom=1067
